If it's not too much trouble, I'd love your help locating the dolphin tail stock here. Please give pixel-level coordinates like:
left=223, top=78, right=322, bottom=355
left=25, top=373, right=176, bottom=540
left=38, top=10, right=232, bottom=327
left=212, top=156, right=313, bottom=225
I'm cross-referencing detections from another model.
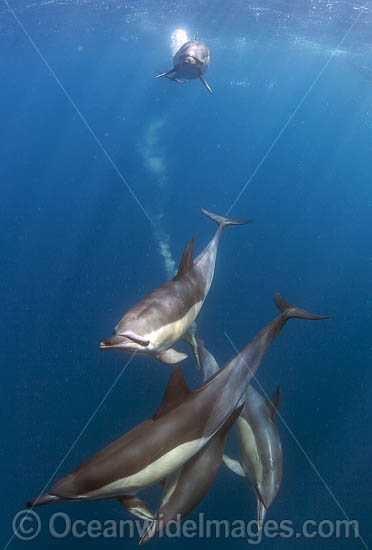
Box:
left=274, top=293, right=333, bottom=321
left=201, top=208, right=253, bottom=230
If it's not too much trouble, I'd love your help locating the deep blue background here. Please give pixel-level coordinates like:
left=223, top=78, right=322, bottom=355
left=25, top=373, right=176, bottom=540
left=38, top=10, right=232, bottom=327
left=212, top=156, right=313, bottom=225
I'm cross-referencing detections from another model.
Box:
left=1, top=1, right=371, bottom=549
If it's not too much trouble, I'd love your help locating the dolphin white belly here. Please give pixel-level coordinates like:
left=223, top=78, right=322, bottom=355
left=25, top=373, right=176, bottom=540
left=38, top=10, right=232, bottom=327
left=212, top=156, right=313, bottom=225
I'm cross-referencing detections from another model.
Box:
left=82, top=438, right=204, bottom=499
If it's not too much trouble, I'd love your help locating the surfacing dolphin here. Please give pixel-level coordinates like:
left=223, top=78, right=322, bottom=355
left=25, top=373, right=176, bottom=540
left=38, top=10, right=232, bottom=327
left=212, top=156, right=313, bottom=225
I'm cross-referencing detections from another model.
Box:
left=99, top=209, right=252, bottom=364
left=27, top=295, right=329, bottom=519
left=138, top=295, right=330, bottom=544
left=155, top=29, right=213, bottom=94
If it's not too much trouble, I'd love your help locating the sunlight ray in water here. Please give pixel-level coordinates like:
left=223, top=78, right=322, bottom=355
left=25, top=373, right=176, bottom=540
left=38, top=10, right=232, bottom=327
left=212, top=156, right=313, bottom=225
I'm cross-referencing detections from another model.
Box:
left=170, top=28, right=189, bottom=57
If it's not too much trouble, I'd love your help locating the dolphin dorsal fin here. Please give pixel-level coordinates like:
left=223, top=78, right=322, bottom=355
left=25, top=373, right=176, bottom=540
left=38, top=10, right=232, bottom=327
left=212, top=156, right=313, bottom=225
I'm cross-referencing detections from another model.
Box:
left=267, top=386, right=280, bottom=420
left=174, top=237, right=194, bottom=280
left=156, top=366, right=191, bottom=418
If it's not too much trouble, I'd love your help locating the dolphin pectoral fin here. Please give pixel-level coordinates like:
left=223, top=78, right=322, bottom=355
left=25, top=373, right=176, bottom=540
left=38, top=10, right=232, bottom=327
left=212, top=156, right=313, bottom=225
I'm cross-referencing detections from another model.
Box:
left=155, top=348, right=188, bottom=364
left=117, top=496, right=154, bottom=521
left=199, top=74, right=214, bottom=95
left=155, top=68, right=176, bottom=79
left=222, top=454, right=245, bottom=477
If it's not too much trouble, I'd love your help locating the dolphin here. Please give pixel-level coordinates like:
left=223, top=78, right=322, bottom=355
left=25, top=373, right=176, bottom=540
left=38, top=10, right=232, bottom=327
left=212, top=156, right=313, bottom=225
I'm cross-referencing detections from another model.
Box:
left=27, top=295, right=329, bottom=514
left=187, top=333, right=283, bottom=529
left=99, top=209, right=252, bottom=364
left=223, top=385, right=282, bottom=530
left=155, top=29, right=213, bottom=94
left=117, top=295, right=328, bottom=543
left=26, top=364, right=241, bottom=510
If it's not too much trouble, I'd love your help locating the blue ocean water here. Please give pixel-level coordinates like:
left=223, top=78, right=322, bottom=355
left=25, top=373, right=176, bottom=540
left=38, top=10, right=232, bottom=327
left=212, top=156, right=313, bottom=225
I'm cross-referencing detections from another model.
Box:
left=1, top=1, right=372, bottom=548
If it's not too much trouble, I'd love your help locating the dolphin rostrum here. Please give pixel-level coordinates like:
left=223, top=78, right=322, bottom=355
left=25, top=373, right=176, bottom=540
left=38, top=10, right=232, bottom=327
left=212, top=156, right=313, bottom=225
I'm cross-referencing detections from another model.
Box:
left=99, top=209, right=252, bottom=364
left=129, top=295, right=330, bottom=543
left=155, top=29, right=213, bottom=94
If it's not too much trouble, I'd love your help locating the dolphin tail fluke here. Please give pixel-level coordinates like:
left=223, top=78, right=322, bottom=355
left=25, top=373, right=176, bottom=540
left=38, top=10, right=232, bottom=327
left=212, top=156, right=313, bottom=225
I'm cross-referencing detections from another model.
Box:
left=274, top=293, right=333, bottom=321
left=201, top=208, right=253, bottom=228
left=26, top=493, right=60, bottom=508
left=155, top=348, right=188, bottom=364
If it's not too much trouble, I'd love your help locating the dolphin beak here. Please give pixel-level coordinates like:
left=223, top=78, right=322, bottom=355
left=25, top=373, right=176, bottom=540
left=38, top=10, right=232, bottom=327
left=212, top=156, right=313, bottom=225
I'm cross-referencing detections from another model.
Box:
left=99, top=335, right=128, bottom=349
left=257, top=500, right=267, bottom=530
left=99, top=339, right=110, bottom=349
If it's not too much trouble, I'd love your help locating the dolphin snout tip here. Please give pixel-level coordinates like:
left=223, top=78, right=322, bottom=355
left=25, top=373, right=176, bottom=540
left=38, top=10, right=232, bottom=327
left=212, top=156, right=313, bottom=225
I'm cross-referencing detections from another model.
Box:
left=99, top=340, right=110, bottom=349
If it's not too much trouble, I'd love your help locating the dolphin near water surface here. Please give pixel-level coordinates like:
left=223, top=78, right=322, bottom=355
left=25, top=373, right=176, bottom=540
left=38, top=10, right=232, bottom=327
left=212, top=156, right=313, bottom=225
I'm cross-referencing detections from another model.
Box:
left=155, top=29, right=213, bottom=94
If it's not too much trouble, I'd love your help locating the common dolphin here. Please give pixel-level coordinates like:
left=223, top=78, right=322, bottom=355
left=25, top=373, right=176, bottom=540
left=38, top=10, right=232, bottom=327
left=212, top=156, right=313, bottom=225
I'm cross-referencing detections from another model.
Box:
left=81, top=294, right=330, bottom=544
left=28, top=295, right=328, bottom=514
left=29, top=294, right=328, bottom=516
left=155, top=29, right=213, bottom=94
left=187, top=334, right=283, bottom=528
left=99, top=209, right=252, bottom=364
left=223, top=385, right=282, bottom=529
